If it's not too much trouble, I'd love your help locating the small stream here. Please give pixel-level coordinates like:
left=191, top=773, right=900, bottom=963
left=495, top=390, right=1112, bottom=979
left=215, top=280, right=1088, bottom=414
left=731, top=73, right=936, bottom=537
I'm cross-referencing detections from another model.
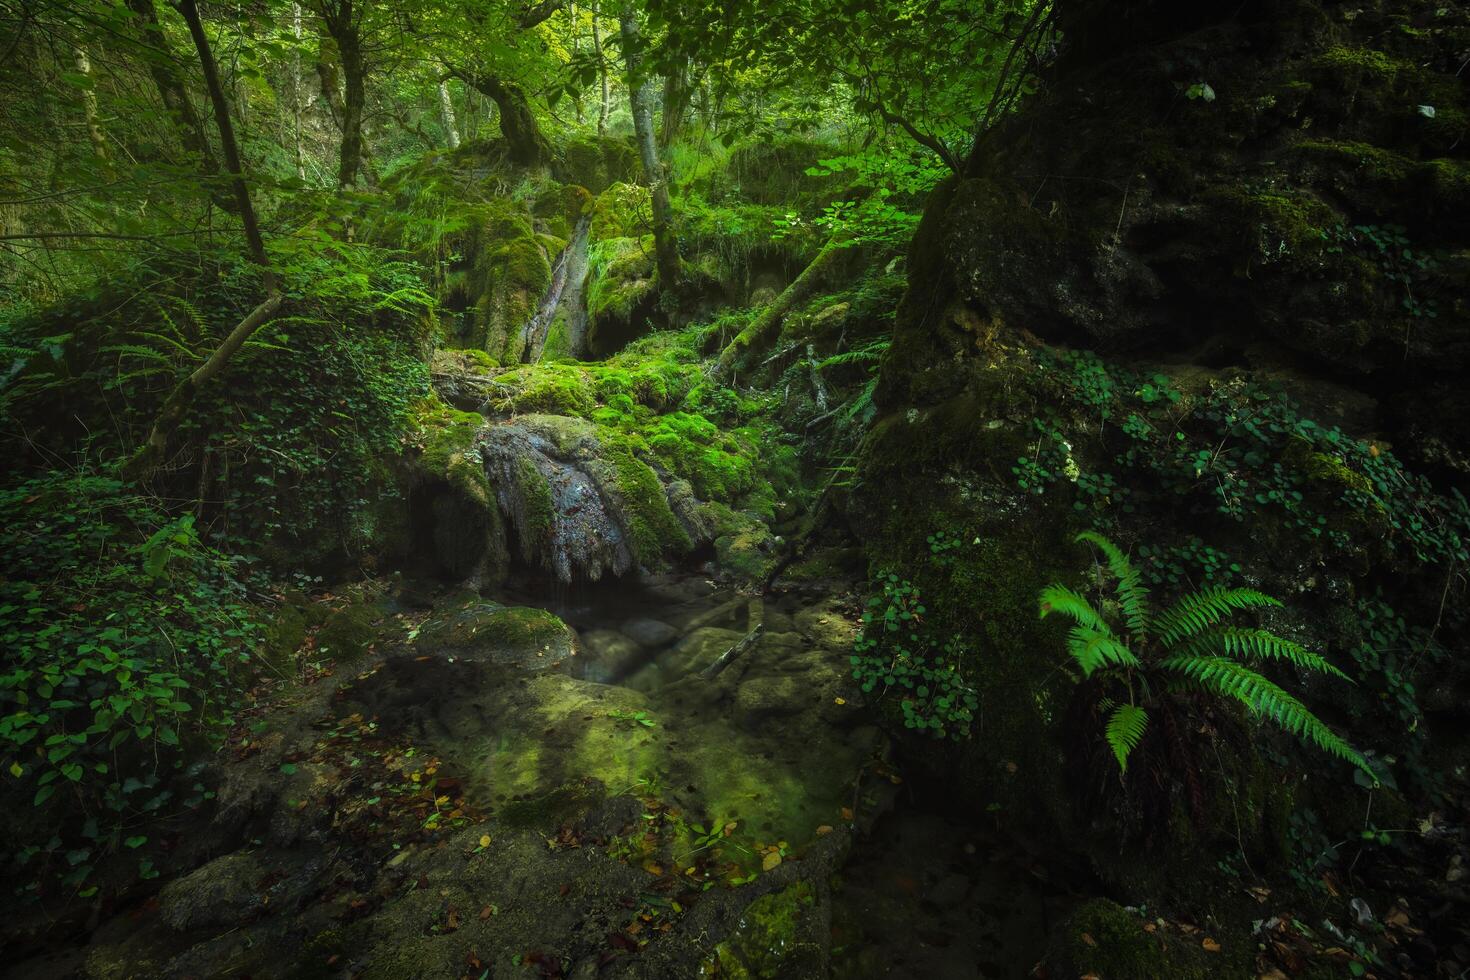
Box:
left=519, top=216, right=591, bottom=363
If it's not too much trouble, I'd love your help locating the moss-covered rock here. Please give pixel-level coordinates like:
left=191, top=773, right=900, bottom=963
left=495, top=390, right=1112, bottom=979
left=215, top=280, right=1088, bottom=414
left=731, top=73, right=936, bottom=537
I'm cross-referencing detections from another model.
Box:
left=704, top=882, right=825, bottom=979
left=315, top=600, right=382, bottom=662
left=586, top=235, right=659, bottom=357
left=413, top=598, right=575, bottom=670
left=1045, top=899, right=1219, bottom=980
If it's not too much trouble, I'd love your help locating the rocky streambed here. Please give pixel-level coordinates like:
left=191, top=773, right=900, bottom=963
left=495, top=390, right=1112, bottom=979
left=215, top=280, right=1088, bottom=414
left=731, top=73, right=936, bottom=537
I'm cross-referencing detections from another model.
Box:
left=6, top=567, right=1065, bottom=980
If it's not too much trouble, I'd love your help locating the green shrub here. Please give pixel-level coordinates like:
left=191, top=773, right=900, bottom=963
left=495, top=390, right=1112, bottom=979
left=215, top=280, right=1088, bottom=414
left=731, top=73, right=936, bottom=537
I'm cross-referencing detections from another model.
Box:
left=0, top=467, right=263, bottom=896
left=851, top=573, right=977, bottom=739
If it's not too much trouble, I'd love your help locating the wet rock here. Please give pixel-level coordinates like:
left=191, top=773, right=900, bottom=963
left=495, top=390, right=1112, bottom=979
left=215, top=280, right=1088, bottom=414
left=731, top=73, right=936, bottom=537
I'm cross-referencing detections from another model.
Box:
left=734, top=675, right=807, bottom=726
left=157, top=852, right=265, bottom=932
left=414, top=597, right=575, bottom=670
left=671, top=626, right=744, bottom=673
left=621, top=616, right=678, bottom=648
left=576, top=627, right=645, bottom=683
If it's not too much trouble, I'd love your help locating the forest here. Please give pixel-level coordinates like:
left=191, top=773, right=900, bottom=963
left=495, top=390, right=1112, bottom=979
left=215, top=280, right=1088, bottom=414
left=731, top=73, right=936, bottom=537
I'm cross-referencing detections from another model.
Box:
left=0, top=0, right=1467, bottom=976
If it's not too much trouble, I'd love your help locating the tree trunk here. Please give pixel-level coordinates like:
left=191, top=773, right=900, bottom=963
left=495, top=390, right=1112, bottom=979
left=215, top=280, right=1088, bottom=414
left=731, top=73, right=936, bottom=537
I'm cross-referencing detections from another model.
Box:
left=318, top=0, right=365, bottom=187
left=618, top=6, right=680, bottom=291
left=291, top=1, right=305, bottom=180
left=125, top=0, right=220, bottom=178
left=71, top=44, right=109, bottom=166
left=126, top=0, right=282, bottom=482
left=591, top=0, right=608, bottom=135
left=715, top=237, right=851, bottom=376
left=461, top=73, right=551, bottom=167
left=438, top=80, right=460, bottom=148
left=659, top=56, right=691, bottom=151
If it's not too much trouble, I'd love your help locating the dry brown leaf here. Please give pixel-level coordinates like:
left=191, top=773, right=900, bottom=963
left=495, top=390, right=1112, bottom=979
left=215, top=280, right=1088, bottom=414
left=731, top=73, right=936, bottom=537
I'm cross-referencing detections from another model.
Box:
left=1080, top=932, right=1097, bottom=947
left=1202, top=937, right=1221, bottom=953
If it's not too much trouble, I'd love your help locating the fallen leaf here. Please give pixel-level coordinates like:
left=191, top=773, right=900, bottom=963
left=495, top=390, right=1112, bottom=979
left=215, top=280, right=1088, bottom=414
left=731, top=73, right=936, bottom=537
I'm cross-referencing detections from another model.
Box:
left=445, top=907, right=460, bottom=931
left=480, top=905, right=495, bottom=920
left=1080, top=932, right=1097, bottom=947
left=834, top=697, right=846, bottom=705
left=479, top=835, right=491, bottom=848
left=816, top=825, right=833, bottom=836
left=841, top=807, right=854, bottom=821
left=762, top=851, right=782, bottom=872
left=1202, top=938, right=1221, bottom=953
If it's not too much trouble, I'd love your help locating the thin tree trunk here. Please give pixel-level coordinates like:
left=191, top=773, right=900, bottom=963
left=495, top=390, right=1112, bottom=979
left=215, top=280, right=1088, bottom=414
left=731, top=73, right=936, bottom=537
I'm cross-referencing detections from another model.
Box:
left=126, top=0, right=283, bottom=482
left=618, top=6, right=680, bottom=290
left=659, top=57, right=690, bottom=151
left=318, top=0, right=364, bottom=187
left=591, top=0, right=608, bottom=136
left=438, top=80, right=460, bottom=148
left=124, top=0, right=220, bottom=177
left=292, top=1, right=305, bottom=180
left=71, top=45, right=109, bottom=166
left=715, top=236, right=852, bottom=376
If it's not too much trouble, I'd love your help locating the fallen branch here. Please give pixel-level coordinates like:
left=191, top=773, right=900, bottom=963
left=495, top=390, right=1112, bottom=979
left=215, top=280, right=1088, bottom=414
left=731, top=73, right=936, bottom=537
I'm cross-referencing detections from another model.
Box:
left=700, top=622, right=765, bottom=680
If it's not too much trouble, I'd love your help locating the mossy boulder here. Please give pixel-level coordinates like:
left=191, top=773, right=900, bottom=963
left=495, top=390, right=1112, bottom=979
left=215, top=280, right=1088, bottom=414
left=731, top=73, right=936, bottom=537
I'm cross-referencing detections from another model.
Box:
left=704, top=882, right=826, bottom=979
left=413, top=598, right=575, bottom=670
left=315, top=600, right=382, bottom=662
left=585, top=235, right=658, bottom=357
left=555, top=134, right=640, bottom=195
left=590, top=181, right=651, bottom=241
left=402, top=395, right=507, bottom=584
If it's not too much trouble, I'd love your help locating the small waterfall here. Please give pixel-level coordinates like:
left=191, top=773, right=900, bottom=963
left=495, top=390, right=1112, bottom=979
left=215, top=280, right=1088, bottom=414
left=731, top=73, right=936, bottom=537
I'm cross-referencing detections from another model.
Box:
left=519, top=216, right=591, bottom=363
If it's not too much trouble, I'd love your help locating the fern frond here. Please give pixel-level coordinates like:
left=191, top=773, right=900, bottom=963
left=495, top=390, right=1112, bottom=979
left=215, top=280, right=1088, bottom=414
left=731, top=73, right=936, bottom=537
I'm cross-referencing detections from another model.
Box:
left=1105, top=703, right=1149, bottom=772
left=1075, top=531, right=1150, bottom=637
left=1154, top=587, right=1281, bottom=647
left=1180, top=627, right=1351, bottom=681
left=1039, top=584, right=1112, bottom=636
left=1160, top=655, right=1370, bottom=776
left=1066, top=626, right=1140, bottom=677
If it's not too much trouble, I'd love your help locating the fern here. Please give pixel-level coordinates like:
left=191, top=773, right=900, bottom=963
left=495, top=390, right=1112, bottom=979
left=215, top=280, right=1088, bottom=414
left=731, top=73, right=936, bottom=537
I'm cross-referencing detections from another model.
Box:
left=1178, top=627, right=1352, bottom=681
left=1066, top=625, right=1140, bottom=676
left=1160, top=655, right=1368, bottom=773
left=1039, top=584, right=1113, bottom=636
left=1040, top=531, right=1373, bottom=783
left=1075, top=530, right=1150, bottom=637
left=1153, top=587, right=1280, bottom=646
left=1104, top=703, right=1149, bottom=772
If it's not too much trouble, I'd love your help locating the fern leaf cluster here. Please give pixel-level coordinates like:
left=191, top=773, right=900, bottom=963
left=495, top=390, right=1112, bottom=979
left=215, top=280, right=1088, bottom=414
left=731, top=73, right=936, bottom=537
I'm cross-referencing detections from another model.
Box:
left=1039, top=531, right=1372, bottom=781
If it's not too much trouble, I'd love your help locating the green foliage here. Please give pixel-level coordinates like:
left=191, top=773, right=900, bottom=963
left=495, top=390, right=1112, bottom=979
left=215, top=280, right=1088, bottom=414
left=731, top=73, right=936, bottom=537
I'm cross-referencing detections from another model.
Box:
left=1040, top=532, right=1370, bottom=779
left=1322, top=222, right=1443, bottom=320
left=851, top=573, right=978, bottom=739
left=0, top=467, right=261, bottom=895
left=1027, top=349, right=1470, bottom=567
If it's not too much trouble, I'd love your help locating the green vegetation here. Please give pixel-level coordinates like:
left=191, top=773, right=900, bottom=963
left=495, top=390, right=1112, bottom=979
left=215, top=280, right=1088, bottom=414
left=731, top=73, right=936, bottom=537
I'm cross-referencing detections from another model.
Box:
left=1041, top=531, right=1368, bottom=778
left=2, top=0, right=1468, bottom=976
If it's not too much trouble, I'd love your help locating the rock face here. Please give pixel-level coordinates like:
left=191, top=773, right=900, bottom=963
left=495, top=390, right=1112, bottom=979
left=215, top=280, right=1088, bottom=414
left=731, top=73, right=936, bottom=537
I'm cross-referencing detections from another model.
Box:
left=882, top=0, right=1469, bottom=465
left=478, top=413, right=705, bottom=582
left=855, top=0, right=1470, bottom=907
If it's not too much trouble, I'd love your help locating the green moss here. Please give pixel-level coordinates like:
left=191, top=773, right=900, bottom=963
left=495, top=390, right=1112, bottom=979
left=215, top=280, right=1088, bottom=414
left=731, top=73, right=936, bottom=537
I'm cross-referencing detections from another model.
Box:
left=600, top=432, right=693, bottom=564
left=514, top=456, right=555, bottom=545
left=316, top=601, right=382, bottom=662
left=414, top=601, right=572, bottom=659
left=704, top=882, right=822, bottom=979
left=489, top=363, right=595, bottom=416
left=1047, top=899, right=1216, bottom=980
left=645, top=411, right=757, bottom=501
left=558, top=134, right=640, bottom=195
left=1202, top=185, right=1339, bottom=269
left=715, top=517, right=774, bottom=583
left=412, top=396, right=491, bottom=505
left=590, top=182, right=650, bottom=241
